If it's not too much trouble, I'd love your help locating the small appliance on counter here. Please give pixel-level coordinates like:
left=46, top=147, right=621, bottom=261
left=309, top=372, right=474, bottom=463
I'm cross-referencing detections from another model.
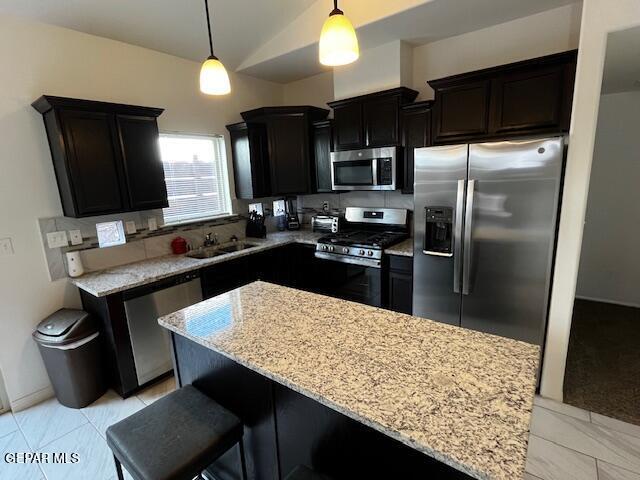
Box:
left=285, top=198, right=300, bottom=230
left=171, top=236, right=188, bottom=255
left=311, top=214, right=341, bottom=233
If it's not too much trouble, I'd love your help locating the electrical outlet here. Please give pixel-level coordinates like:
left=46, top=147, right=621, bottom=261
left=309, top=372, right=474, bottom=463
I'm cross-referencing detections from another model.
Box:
left=46, top=231, right=69, bottom=249
left=0, top=238, right=14, bottom=256
left=322, top=201, right=330, bottom=212
left=147, top=217, right=158, bottom=231
left=125, top=221, right=137, bottom=234
left=69, top=230, right=83, bottom=246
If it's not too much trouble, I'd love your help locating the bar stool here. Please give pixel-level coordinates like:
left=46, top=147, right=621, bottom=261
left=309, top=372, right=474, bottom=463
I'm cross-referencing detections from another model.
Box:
left=106, top=384, right=247, bottom=480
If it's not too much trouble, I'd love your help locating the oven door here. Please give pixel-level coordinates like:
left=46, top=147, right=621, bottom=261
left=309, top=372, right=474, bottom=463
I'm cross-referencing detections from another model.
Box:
left=315, top=258, right=383, bottom=307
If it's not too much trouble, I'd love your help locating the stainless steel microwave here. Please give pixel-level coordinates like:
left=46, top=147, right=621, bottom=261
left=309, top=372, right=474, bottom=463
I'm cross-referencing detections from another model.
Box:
left=330, top=147, right=399, bottom=191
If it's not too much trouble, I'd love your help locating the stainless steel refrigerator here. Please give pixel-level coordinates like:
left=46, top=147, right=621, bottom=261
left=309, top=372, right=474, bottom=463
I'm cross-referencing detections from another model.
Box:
left=412, top=137, right=564, bottom=345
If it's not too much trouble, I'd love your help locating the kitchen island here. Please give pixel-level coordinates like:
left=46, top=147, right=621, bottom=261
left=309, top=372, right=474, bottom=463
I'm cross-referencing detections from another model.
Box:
left=159, top=281, right=539, bottom=480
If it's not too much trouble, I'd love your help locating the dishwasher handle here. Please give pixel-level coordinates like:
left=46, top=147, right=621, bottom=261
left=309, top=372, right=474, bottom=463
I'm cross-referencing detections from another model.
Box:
left=122, top=271, right=201, bottom=301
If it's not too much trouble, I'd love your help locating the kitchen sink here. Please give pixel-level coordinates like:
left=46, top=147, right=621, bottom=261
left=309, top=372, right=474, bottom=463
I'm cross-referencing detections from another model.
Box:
left=186, top=242, right=259, bottom=259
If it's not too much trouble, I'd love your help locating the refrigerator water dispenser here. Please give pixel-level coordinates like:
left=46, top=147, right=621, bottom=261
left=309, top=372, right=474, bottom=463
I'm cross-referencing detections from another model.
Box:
left=423, top=207, right=453, bottom=257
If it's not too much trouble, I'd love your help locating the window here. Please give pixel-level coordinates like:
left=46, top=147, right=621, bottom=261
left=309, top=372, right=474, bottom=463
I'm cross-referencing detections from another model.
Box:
left=159, top=133, right=231, bottom=224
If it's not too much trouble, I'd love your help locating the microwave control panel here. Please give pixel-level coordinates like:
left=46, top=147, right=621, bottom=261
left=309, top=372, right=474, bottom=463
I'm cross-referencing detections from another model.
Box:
left=377, top=158, right=393, bottom=185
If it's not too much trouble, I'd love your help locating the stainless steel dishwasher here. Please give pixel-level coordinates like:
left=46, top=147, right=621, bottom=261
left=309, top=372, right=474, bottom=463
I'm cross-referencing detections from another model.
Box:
left=122, top=272, right=202, bottom=386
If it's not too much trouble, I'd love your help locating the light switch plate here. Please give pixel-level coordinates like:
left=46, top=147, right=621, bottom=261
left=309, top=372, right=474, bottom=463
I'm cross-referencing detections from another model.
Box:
left=273, top=200, right=286, bottom=216
left=0, top=237, right=14, bottom=256
left=69, top=230, right=83, bottom=246
left=46, top=231, right=68, bottom=249
left=125, top=221, right=137, bottom=235
left=147, top=217, right=158, bottom=231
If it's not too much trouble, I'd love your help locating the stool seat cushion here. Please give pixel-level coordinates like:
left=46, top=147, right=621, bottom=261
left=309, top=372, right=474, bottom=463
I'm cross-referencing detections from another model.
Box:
left=285, top=465, right=334, bottom=480
left=106, top=384, right=243, bottom=480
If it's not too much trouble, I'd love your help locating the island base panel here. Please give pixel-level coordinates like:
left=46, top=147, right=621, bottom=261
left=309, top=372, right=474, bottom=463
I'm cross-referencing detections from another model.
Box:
left=172, top=333, right=474, bottom=480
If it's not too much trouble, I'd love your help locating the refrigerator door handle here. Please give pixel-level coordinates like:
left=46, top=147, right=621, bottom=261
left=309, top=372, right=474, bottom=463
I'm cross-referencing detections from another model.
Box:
left=462, top=179, right=475, bottom=295
left=453, top=179, right=465, bottom=293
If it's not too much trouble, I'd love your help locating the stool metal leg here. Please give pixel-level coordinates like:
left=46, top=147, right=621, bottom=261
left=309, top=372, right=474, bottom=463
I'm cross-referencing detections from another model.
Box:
left=238, top=439, right=247, bottom=480
left=113, top=455, right=125, bottom=480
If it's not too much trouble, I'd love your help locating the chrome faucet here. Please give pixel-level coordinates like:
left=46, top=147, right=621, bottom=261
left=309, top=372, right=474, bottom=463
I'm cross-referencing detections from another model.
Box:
left=203, top=232, right=219, bottom=247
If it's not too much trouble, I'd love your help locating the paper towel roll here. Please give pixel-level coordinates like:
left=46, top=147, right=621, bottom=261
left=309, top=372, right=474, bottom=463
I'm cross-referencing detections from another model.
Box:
left=66, top=251, right=84, bottom=278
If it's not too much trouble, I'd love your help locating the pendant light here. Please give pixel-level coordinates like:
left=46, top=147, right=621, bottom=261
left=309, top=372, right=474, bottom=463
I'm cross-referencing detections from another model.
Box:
left=319, top=0, right=359, bottom=67
left=199, top=0, right=231, bottom=95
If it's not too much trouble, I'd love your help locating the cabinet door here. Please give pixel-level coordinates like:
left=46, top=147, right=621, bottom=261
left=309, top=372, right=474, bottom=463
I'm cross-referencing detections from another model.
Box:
left=387, top=256, right=413, bottom=315
left=364, top=96, right=400, bottom=147
left=229, top=124, right=271, bottom=199
left=333, top=102, right=363, bottom=150
left=267, top=114, right=310, bottom=195
left=401, top=106, right=431, bottom=194
left=313, top=121, right=333, bottom=193
left=116, top=115, right=168, bottom=211
left=432, top=80, right=490, bottom=144
left=59, top=110, right=125, bottom=216
left=490, top=66, right=565, bottom=135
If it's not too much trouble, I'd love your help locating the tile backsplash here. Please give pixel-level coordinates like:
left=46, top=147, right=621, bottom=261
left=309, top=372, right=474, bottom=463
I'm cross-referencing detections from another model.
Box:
left=40, top=191, right=414, bottom=282
left=38, top=212, right=246, bottom=281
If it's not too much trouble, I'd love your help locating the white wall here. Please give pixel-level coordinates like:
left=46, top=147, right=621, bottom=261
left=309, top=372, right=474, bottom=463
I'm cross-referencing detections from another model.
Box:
left=540, top=0, right=640, bottom=401
left=411, top=3, right=582, bottom=99
left=283, top=71, right=334, bottom=108
left=0, top=14, right=283, bottom=410
left=575, top=91, right=640, bottom=306
left=333, top=40, right=414, bottom=100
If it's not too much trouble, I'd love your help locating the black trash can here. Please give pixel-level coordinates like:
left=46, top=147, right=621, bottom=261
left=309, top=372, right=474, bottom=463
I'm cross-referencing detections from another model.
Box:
left=33, top=308, right=107, bottom=408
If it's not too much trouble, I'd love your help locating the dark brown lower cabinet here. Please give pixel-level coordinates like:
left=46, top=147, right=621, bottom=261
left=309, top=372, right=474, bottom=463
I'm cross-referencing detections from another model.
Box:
left=387, top=255, right=413, bottom=315
left=172, top=333, right=474, bottom=480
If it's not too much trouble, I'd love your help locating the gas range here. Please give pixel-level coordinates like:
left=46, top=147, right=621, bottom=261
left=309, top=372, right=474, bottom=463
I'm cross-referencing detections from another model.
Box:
left=314, top=207, right=409, bottom=268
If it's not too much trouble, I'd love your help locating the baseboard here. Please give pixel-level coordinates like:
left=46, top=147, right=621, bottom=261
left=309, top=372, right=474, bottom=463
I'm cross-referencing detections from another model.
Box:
left=9, top=385, right=55, bottom=413
left=575, top=295, right=640, bottom=309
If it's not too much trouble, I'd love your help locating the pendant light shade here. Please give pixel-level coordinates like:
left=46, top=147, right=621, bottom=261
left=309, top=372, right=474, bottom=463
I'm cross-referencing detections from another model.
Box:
left=200, top=56, right=231, bottom=95
left=200, top=0, right=230, bottom=95
left=319, top=0, right=359, bottom=67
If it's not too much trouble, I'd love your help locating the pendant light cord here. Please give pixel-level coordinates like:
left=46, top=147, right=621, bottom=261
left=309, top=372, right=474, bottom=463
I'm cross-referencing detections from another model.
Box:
left=330, top=0, right=343, bottom=16
left=204, top=0, right=215, bottom=58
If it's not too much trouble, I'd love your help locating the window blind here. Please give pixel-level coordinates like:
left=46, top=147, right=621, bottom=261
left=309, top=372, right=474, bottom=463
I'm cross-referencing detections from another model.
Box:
left=159, top=134, right=231, bottom=224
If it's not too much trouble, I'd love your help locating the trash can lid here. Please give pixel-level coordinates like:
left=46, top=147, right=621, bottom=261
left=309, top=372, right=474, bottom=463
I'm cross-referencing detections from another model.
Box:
left=33, top=309, right=96, bottom=346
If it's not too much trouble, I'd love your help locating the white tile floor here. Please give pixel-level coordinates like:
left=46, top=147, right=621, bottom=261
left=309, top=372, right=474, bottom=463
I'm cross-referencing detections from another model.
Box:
left=2, top=380, right=640, bottom=480
left=0, top=376, right=176, bottom=480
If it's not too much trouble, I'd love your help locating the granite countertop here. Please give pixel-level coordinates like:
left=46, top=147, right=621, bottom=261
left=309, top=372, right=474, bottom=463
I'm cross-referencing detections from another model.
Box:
left=386, top=237, right=414, bottom=257
left=159, top=281, right=539, bottom=480
left=71, top=230, right=323, bottom=297
left=71, top=229, right=414, bottom=297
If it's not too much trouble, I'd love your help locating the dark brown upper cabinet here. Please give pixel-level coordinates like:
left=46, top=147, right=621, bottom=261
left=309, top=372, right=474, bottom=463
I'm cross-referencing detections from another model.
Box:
left=332, top=102, right=363, bottom=151
left=328, top=87, right=419, bottom=151
left=233, top=106, right=330, bottom=198
left=227, top=122, right=270, bottom=200
left=116, top=115, right=168, bottom=211
left=431, top=80, right=491, bottom=143
left=312, top=120, right=333, bottom=193
left=32, top=96, right=167, bottom=218
left=428, top=50, right=577, bottom=144
left=400, top=101, right=433, bottom=194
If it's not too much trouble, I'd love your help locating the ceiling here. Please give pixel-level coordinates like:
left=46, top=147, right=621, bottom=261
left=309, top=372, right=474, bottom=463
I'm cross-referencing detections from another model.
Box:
left=0, top=0, right=316, bottom=71
left=601, top=25, right=640, bottom=94
left=1, top=0, right=579, bottom=84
